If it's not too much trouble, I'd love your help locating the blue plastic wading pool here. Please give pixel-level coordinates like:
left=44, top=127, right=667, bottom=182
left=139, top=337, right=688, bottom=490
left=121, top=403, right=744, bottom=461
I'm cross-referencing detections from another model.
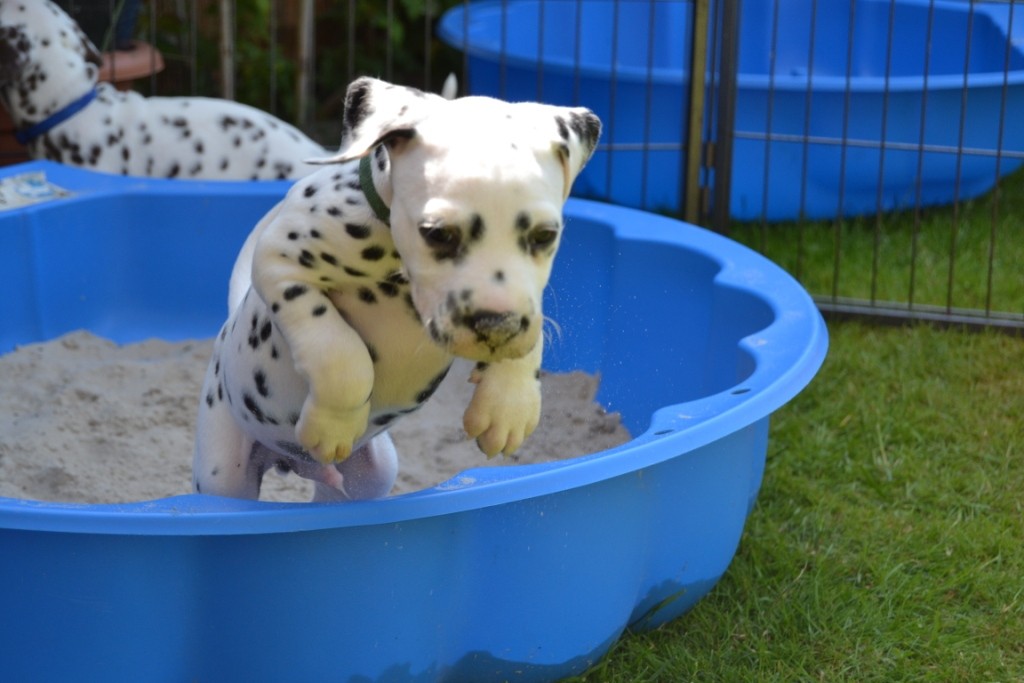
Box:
left=0, top=162, right=827, bottom=682
left=438, top=0, right=1024, bottom=220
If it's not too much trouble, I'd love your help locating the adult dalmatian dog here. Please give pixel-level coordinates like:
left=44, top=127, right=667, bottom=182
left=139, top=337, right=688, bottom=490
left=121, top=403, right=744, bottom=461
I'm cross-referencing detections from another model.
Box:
left=193, top=76, right=601, bottom=501
left=0, top=0, right=329, bottom=179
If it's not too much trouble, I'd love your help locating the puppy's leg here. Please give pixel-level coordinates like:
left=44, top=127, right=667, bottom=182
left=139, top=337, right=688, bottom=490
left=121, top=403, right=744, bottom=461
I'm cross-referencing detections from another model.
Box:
left=251, top=200, right=377, bottom=464
left=193, top=358, right=264, bottom=499
left=311, top=432, right=399, bottom=502
left=463, top=341, right=544, bottom=458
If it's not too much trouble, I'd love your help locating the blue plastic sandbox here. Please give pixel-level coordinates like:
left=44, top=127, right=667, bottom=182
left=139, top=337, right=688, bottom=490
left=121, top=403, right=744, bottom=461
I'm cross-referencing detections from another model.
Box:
left=439, top=0, right=1024, bottom=220
left=0, top=162, right=827, bottom=682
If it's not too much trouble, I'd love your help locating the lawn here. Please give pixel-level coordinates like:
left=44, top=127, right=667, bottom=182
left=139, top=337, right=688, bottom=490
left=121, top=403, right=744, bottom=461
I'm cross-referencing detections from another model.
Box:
left=728, top=167, right=1024, bottom=320
left=565, top=322, right=1024, bottom=681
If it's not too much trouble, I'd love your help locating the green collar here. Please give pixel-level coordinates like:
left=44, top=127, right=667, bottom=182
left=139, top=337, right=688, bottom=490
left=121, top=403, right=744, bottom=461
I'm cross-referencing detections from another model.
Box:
left=359, top=153, right=391, bottom=225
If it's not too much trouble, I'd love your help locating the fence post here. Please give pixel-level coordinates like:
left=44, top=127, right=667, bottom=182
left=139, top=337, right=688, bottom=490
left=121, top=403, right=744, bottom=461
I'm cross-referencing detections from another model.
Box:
left=297, top=0, right=315, bottom=128
left=711, top=0, right=740, bottom=233
left=218, top=0, right=235, bottom=101
left=684, top=0, right=710, bottom=226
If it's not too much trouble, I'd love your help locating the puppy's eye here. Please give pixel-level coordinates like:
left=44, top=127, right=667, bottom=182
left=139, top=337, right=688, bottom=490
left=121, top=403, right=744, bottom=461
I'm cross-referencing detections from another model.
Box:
left=419, top=224, right=461, bottom=248
left=419, top=224, right=460, bottom=245
left=527, top=226, right=559, bottom=250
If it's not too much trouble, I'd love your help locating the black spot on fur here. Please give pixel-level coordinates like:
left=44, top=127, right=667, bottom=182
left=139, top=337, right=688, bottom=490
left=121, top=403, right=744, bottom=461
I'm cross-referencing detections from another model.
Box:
left=404, top=293, right=420, bottom=322
left=346, top=223, right=371, bottom=239
left=283, top=284, right=308, bottom=300
left=555, top=116, right=570, bottom=141
left=274, top=162, right=293, bottom=179
left=515, top=212, right=531, bottom=232
left=416, top=366, right=451, bottom=403
left=377, top=281, right=400, bottom=298
left=243, top=393, right=268, bottom=423
left=385, top=270, right=409, bottom=285
left=469, top=214, right=485, bottom=242
left=254, top=370, right=270, bottom=397
left=247, top=315, right=264, bottom=350
left=361, top=245, right=386, bottom=261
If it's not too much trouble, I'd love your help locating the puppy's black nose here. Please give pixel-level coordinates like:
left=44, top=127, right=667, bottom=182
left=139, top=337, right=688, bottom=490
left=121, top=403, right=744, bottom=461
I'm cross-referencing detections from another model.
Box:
left=466, top=310, right=529, bottom=344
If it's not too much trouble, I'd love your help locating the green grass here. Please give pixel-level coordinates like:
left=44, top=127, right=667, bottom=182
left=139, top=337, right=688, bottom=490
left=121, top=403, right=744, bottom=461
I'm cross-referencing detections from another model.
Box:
left=566, top=322, right=1024, bottom=682
left=729, top=167, right=1024, bottom=318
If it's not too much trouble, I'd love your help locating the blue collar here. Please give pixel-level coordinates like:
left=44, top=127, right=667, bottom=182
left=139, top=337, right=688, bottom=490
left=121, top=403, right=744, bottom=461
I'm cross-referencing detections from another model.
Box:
left=15, top=89, right=99, bottom=145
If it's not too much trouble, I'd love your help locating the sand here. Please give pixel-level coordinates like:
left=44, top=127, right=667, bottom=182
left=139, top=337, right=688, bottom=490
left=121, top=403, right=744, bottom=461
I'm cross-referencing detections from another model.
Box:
left=0, top=331, right=630, bottom=504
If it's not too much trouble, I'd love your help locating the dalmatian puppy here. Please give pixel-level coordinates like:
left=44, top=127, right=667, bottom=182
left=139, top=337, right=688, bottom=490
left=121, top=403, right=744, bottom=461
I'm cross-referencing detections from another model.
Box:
left=193, top=77, right=601, bottom=501
left=0, top=0, right=329, bottom=179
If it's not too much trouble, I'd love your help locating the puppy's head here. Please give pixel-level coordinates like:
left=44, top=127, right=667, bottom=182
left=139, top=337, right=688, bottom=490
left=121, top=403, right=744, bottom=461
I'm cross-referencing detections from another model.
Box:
left=320, top=77, right=600, bottom=362
left=0, top=0, right=102, bottom=120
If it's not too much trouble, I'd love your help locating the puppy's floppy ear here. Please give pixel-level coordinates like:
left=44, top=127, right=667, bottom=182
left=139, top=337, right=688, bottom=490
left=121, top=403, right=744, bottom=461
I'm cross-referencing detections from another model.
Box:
left=551, top=108, right=602, bottom=200
left=308, top=77, right=444, bottom=165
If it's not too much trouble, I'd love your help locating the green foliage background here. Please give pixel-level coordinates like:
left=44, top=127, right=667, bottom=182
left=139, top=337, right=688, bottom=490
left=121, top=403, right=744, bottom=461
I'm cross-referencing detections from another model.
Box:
left=141, top=0, right=463, bottom=127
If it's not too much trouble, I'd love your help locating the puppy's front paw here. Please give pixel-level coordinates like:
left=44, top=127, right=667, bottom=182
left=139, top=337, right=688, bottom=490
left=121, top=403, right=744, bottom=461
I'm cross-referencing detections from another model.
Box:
left=296, top=396, right=370, bottom=464
left=463, top=365, right=541, bottom=458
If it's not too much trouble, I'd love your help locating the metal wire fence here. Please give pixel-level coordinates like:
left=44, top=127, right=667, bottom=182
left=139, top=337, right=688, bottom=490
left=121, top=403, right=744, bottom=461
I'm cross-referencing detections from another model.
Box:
left=17, top=1, right=1024, bottom=330
left=725, top=0, right=1024, bottom=332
